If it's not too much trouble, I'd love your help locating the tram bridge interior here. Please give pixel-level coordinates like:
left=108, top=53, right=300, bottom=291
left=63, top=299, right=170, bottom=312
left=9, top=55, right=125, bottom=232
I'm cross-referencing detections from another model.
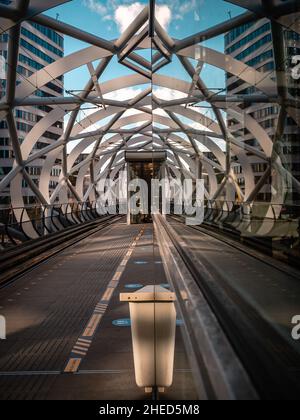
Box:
left=0, top=0, right=300, bottom=401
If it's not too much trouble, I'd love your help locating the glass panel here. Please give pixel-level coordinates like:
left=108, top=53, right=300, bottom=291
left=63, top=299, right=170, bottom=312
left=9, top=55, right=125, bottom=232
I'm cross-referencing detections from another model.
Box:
left=0, top=0, right=300, bottom=401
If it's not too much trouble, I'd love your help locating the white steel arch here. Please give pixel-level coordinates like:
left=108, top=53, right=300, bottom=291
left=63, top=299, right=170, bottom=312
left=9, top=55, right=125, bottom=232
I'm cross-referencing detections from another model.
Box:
left=0, top=0, right=299, bottom=236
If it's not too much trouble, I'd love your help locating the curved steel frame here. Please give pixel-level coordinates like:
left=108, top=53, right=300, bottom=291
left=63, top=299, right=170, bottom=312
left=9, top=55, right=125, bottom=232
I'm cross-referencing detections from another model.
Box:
left=0, top=0, right=299, bottom=237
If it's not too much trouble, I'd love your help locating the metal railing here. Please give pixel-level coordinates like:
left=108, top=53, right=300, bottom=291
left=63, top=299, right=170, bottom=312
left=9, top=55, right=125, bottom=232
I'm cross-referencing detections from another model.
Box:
left=0, top=201, right=115, bottom=249
left=170, top=200, right=300, bottom=265
left=169, top=200, right=300, bottom=226
left=204, top=200, right=300, bottom=223
left=153, top=213, right=258, bottom=400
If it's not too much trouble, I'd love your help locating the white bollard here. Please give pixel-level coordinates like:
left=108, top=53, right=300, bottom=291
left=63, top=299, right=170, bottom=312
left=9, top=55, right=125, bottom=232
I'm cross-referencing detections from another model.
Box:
left=0, top=316, right=6, bottom=340
left=120, top=285, right=176, bottom=393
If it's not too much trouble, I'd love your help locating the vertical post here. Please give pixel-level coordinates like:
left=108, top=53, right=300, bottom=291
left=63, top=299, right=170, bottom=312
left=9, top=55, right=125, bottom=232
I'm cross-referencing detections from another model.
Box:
left=127, top=163, right=131, bottom=225
left=193, top=156, right=202, bottom=215
left=149, top=0, right=156, bottom=38
left=161, top=161, right=167, bottom=219
left=225, top=130, right=233, bottom=202
left=225, top=133, right=231, bottom=177
left=194, top=155, right=202, bottom=180
left=0, top=315, right=6, bottom=340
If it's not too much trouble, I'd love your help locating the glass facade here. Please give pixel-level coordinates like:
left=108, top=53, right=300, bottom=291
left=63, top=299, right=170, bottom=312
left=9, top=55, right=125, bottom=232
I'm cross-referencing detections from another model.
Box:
left=226, top=22, right=271, bottom=54
left=30, top=22, right=64, bottom=48
left=0, top=18, right=64, bottom=205
left=0, top=1, right=300, bottom=402
left=20, top=39, right=56, bottom=64
left=21, top=27, right=64, bottom=57
left=235, top=34, right=273, bottom=61
left=226, top=16, right=300, bottom=203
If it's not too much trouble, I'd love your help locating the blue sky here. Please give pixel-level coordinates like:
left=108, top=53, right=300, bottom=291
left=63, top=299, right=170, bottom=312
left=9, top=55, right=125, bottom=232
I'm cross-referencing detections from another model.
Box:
left=42, top=0, right=247, bottom=153
left=44, top=0, right=245, bottom=93
left=45, top=0, right=244, bottom=42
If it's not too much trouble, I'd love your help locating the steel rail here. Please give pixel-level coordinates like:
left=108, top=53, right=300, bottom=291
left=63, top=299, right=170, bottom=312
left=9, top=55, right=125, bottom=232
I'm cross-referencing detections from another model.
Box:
left=153, top=213, right=258, bottom=400
left=170, top=213, right=300, bottom=281
left=161, top=214, right=300, bottom=400
left=0, top=215, right=120, bottom=288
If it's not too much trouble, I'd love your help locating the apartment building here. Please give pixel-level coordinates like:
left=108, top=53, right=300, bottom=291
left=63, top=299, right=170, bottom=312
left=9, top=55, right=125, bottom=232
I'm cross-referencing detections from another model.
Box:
left=225, top=18, right=300, bottom=203
left=0, top=1, right=64, bottom=207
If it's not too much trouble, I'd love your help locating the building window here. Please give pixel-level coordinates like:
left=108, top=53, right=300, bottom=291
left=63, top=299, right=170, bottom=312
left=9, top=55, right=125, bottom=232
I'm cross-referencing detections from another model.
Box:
left=27, top=167, right=41, bottom=176
left=0, top=166, right=12, bottom=175
left=45, top=81, right=64, bottom=94
left=235, top=34, right=272, bottom=61
left=20, top=39, right=55, bottom=64
left=17, top=65, right=33, bottom=78
left=15, top=110, right=37, bottom=123
left=30, top=22, right=64, bottom=49
left=19, top=53, right=43, bottom=70
left=252, top=163, right=268, bottom=173
left=0, top=137, right=9, bottom=146
left=0, top=34, right=9, bottom=43
left=225, top=22, right=255, bottom=46
left=226, top=23, right=271, bottom=55
left=0, top=121, right=8, bottom=129
left=246, top=50, right=273, bottom=67
left=16, top=121, right=33, bottom=133
left=0, top=150, right=12, bottom=159
left=251, top=107, right=279, bottom=119
left=21, top=27, right=63, bottom=57
left=43, top=131, right=60, bottom=141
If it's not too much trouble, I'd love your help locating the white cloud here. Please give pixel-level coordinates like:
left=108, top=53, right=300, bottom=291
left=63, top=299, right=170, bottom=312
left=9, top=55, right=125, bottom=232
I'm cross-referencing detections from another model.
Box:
left=153, top=87, right=187, bottom=101
left=83, top=0, right=199, bottom=33
left=178, top=0, right=197, bottom=15
left=114, top=3, right=171, bottom=33
left=83, top=0, right=107, bottom=15
left=104, top=86, right=143, bottom=102
left=0, top=56, right=6, bottom=79
left=153, top=88, right=186, bottom=118
left=103, top=14, right=113, bottom=21
left=114, top=3, right=144, bottom=34
left=155, top=5, right=172, bottom=31
left=68, top=87, right=146, bottom=141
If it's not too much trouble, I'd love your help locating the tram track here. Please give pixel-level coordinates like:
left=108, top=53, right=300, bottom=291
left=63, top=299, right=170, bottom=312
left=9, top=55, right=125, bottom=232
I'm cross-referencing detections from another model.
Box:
left=0, top=215, right=121, bottom=289
left=155, top=214, right=300, bottom=400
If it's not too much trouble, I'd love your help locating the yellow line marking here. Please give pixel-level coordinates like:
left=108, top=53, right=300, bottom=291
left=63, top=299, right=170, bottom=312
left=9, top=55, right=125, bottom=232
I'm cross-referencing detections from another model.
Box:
left=83, top=314, right=103, bottom=337
left=64, top=229, right=144, bottom=372
left=112, top=272, right=122, bottom=282
left=116, top=269, right=124, bottom=275
left=101, top=288, right=114, bottom=302
left=87, top=314, right=101, bottom=329
left=64, top=358, right=81, bottom=373
left=108, top=280, right=119, bottom=288
left=72, top=350, right=86, bottom=356
left=76, top=338, right=91, bottom=344
left=74, top=345, right=89, bottom=352
left=72, top=346, right=88, bottom=356
left=78, top=338, right=91, bottom=344
left=75, top=342, right=90, bottom=348
left=95, top=307, right=106, bottom=312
